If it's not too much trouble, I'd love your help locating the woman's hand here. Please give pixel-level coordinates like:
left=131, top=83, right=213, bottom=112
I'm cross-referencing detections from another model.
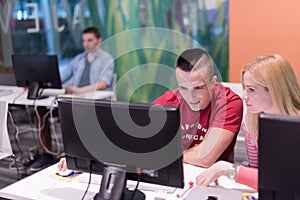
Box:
left=196, top=161, right=232, bottom=186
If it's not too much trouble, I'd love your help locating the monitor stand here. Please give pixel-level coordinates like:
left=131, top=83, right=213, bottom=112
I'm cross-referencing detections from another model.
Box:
left=27, top=82, right=49, bottom=100
left=94, top=165, right=145, bottom=200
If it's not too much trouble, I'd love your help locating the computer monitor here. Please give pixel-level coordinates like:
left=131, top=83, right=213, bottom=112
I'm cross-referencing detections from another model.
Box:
left=259, top=113, right=300, bottom=200
left=57, top=97, right=184, bottom=200
left=11, top=54, right=62, bottom=99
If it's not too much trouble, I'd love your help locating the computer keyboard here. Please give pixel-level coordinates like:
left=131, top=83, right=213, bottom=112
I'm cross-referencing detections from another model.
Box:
left=78, top=173, right=177, bottom=193
left=183, top=186, right=244, bottom=200
left=42, top=88, right=66, bottom=97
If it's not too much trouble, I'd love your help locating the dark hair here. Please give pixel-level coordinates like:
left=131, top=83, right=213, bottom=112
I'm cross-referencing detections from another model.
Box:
left=83, top=27, right=102, bottom=39
left=176, top=48, right=215, bottom=79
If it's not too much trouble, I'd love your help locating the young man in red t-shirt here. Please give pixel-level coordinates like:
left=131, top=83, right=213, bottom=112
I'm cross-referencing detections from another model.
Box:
left=152, top=48, right=243, bottom=168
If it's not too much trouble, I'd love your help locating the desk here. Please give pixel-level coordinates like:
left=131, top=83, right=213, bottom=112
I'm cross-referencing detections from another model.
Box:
left=0, top=85, right=113, bottom=161
left=0, top=163, right=255, bottom=200
left=0, top=85, right=113, bottom=107
left=0, top=85, right=58, bottom=107
left=0, top=83, right=239, bottom=107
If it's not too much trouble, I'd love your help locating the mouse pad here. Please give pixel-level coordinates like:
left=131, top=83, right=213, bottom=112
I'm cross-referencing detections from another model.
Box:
left=50, top=172, right=82, bottom=182
left=184, top=186, right=243, bottom=200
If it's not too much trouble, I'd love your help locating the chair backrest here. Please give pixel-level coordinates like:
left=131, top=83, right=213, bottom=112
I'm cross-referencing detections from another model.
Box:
left=0, top=100, right=13, bottom=159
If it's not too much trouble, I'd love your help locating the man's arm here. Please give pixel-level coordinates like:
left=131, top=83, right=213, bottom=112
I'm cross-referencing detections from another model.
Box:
left=60, top=56, right=80, bottom=84
left=65, top=81, right=107, bottom=94
left=183, top=127, right=235, bottom=168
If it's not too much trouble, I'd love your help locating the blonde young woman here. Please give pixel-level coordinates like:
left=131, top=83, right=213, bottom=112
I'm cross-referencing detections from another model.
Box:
left=195, top=54, right=300, bottom=189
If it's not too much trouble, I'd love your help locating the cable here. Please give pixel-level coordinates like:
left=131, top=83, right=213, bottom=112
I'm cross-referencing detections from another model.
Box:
left=12, top=90, right=26, bottom=104
left=9, top=103, right=51, bottom=142
left=81, top=161, right=93, bottom=200
left=130, top=167, right=142, bottom=200
left=8, top=108, right=39, bottom=173
left=7, top=110, right=23, bottom=154
left=8, top=154, right=25, bottom=172
left=13, top=107, right=50, bottom=141
left=48, top=98, right=61, bottom=155
left=39, top=88, right=45, bottom=98
left=10, top=97, right=61, bottom=156
left=11, top=154, right=21, bottom=180
left=36, top=98, right=61, bottom=156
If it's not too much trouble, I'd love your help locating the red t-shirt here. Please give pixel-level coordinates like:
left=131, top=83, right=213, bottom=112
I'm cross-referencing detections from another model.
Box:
left=152, top=82, right=243, bottom=162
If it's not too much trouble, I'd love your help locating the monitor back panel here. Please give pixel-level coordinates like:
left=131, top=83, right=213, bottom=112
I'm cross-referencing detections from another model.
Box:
left=58, top=98, right=184, bottom=188
left=259, top=113, right=300, bottom=199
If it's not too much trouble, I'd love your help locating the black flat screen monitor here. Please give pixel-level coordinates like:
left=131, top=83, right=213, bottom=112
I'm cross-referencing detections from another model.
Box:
left=58, top=97, right=184, bottom=199
left=259, top=113, right=300, bottom=200
left=11, top=54, right=62, bottom=99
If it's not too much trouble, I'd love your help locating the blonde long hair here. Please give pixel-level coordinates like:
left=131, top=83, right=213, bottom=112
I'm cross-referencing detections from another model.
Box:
left=241, top=54, right=300, bottom=138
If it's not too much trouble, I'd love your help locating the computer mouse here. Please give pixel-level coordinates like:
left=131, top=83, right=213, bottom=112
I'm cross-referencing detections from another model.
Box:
left=57, top=169, right=73, bottom=177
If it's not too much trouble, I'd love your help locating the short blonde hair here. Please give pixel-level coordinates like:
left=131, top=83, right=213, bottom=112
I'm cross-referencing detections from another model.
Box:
left=241, top=54, right=300, bottom=138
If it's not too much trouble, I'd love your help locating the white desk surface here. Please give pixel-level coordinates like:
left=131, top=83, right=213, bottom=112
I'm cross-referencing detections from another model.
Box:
left=0, top=163, right=255, bottom=200
left=0, top=85, right=113, bottom=107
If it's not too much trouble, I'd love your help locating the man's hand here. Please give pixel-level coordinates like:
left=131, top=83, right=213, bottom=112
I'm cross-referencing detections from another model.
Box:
left=65, top=86, right=78, bottom=94
left=57, top=157, right=67, bottom=171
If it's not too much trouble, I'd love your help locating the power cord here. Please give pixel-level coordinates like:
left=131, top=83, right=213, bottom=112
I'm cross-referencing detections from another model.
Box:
left=7, top=110, right=23, bottom=154
left=8, top=98, right=61, bottom=171
left=35, top=98, right=61, bottom=156
left=7, top=108, right=39, bottom=174
left=8, top=154, right=25, bottom=172
left=12, top=90, right=26, bottom=104
left=81, top=161, right=93, bottom=200
left=130, top=167, right=142, bottom=200
left=14, top=107, right=50, bottom=141
left=11, top=154, right=21, bottom=180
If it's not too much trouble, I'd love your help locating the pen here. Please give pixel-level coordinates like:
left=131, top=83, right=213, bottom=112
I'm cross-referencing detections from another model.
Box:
left=176, top=181, right=194, bottom=198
